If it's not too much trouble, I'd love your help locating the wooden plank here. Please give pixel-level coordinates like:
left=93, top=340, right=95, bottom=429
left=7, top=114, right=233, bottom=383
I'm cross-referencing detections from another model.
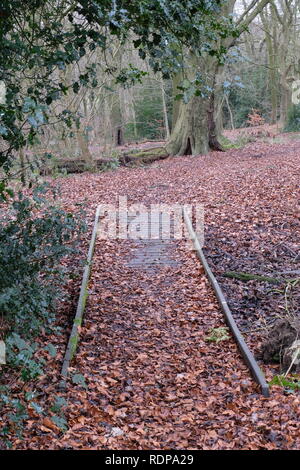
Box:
left=60, top=205, right=101, bottom=387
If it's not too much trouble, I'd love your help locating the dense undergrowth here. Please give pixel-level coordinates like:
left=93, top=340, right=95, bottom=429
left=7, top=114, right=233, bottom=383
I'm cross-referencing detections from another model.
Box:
left=0, top=184, right=86, bottom=446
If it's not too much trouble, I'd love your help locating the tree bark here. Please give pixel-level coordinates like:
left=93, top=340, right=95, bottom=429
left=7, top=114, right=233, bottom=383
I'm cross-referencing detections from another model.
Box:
left=208, top=92, right=224, bottom=151
left=76, top=130, right=93, bottom=163
left=171, top=72, right=184, bottom=131
left=160, top=76, right=170, bottom=140
left=166, top=93, right=209, bottom=156
left=166, top=54, right=223, bottom=156
left=279, top=82, right=292, bottom=127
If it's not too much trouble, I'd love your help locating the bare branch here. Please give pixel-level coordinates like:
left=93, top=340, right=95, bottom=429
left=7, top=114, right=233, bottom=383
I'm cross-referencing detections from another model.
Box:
left=236, top=0, right=271, bottom=32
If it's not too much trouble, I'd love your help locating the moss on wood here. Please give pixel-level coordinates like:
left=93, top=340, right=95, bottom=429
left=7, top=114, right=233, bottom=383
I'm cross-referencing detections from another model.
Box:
left=120, top=146, right=169, bottom=165
left=41, top=146, right=169, bottom=175
left=223, top=271, right=280, bottom=283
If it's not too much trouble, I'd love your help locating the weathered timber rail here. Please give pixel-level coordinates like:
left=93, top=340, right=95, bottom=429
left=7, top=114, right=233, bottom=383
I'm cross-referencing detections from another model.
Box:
left=183, top=208, right=270, bottom=398
left=60, top=205, right=101, bottom=388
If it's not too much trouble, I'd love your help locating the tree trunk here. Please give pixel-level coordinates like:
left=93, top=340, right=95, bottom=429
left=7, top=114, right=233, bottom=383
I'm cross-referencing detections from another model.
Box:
left=160, top=76, right=170, bottom=140
left=279, top=79, right=292, bottom=128
left=165, top=0, right=271, bottom=157
left=225, top=94, right=235, bottom=129
left=208, top=92, right=224, bottom=151
left=260, top=7, right=279, bottom=124
left=19, top=147, right=26, bottom=186
left=171, top=72, right=183, bottom=131
left=77, top=130, right=93, bottom=163
left=166, top=54, right=223, bottom=156
left=112, top=95, right=124, bottom=147
left=115, top=126, right=124, bottom=146
left=166, top=94, right=209, bottom=156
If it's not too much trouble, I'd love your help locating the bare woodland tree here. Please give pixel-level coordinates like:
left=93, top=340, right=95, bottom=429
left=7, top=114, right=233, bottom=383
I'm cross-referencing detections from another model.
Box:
left=166, top=0, right=272, bottom=156
left=260, top=0, right=300, bottom=126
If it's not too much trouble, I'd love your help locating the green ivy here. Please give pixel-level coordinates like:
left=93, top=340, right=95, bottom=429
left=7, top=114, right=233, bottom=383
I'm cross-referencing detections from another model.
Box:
left=0, top=183, right=86, bottom=446
left=0, top=184, right=86, bottom=335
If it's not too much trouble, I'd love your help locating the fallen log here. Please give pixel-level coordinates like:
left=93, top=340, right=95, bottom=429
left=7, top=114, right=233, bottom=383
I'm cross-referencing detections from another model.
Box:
left=120, top=146, right=169, bottom=165
left=40, top=146, right=169, bottom=175
left=40, top=158, right=113, bottom=175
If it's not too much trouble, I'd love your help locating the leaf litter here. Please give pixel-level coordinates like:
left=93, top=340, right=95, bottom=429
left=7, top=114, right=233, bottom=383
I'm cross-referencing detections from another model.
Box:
left=1, top=136, right=300, bottom=449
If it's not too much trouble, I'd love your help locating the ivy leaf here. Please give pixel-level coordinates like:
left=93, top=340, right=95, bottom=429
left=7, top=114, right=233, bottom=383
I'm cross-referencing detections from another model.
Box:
left=51, top=396, right=68, bottom=413
left=30, top=402, right=44, bottom=415
left=72, top=373, right=87, bottom=388
left=0, top=125, right=8, bottom=136
left=45, top=343, right=57, bottom=357
left=51, top=415, right=68, bottom=431
left=27, top=116, right=38, bottom=128
left=35, top=110, right=45, bottom=124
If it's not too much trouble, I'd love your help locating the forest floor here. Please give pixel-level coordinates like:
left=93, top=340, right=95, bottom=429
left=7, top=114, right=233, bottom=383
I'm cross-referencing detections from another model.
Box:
left=2, top=130, right=300, bottom=450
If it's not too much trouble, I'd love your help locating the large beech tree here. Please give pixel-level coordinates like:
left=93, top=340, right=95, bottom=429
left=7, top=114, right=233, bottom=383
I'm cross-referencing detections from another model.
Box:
left=260, top=0, right=300, bottom=127
left=166, top=0, right=272, bottom=156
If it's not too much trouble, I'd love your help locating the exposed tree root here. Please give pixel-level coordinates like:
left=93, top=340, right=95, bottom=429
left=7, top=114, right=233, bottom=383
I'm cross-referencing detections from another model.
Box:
left=120, top=146, right=169, bottom=165
left=261, top=319, right=300, bottom=373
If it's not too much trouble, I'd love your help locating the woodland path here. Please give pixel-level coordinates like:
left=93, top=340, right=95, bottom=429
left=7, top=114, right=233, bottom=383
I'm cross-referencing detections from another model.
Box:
left=61, top=219, right=257, bottom=449
left=12, top=136, right=300, bottom=449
